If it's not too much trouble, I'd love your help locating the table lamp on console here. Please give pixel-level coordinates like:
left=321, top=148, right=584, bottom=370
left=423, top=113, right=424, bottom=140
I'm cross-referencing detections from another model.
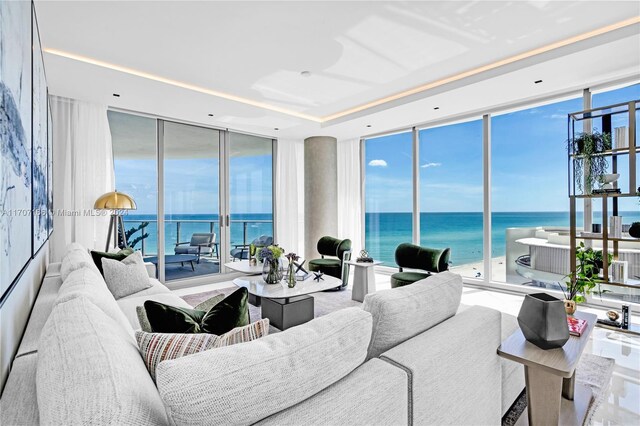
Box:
left=94, top=190, right=137, bottom=252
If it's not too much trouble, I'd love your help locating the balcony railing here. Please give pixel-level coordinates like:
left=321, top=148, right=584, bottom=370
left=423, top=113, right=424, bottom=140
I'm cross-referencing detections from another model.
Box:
left=122, top=219, right=273, bottom=256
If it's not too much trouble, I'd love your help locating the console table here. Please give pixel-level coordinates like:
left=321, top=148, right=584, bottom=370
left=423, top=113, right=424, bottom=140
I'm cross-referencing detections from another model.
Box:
left=497, top=311, right=596, bottom=425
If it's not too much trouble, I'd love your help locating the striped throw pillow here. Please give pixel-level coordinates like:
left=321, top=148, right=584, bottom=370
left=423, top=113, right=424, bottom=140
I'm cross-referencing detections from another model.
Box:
left=136, top=319, right=269, bottom=380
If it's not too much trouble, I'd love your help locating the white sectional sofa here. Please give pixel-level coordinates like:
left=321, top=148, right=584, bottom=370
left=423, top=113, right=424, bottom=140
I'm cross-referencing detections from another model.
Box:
left=1, top=243, right=524, bottom=425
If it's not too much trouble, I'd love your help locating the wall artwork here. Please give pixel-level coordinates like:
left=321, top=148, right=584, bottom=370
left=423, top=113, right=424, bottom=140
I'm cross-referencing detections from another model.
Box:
left=0, top=1, right=33, bottom=301
left=32, top=5, right=48, bottom=254
left=47, top=98, right=53, bottom=236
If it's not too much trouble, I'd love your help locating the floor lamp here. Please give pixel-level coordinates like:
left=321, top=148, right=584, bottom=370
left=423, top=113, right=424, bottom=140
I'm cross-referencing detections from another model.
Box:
left=94, top=191, right=137, bottom=252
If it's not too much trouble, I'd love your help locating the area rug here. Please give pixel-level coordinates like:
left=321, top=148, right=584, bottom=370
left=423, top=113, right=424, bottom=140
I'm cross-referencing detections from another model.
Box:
left=181, top=286, right=361, bottom=334
left=502, top=353, right=615, bottom=426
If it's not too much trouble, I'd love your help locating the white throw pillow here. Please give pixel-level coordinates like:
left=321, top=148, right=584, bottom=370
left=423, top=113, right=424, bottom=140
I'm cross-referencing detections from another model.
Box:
left=102, top=251, right=152, bottom=299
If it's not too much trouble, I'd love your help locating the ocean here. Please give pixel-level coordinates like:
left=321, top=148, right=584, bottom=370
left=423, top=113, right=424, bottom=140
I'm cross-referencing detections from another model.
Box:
left=124, top=211, right=640, bottom=267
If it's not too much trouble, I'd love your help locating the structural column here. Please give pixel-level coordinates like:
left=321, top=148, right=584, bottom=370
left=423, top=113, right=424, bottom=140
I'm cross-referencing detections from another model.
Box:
left=304, top=136, right=338, bottom=262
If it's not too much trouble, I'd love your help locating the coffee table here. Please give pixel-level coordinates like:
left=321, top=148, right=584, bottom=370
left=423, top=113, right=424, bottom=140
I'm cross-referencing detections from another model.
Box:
left=144, top=254, right=198, bottom=277
left=346, top=260, right=382, bottom=302
left=233, top=274, right=342, bottom=330
left=497, top=311, right=597, bottom=425
left=224, top=260, right=262, bottom=275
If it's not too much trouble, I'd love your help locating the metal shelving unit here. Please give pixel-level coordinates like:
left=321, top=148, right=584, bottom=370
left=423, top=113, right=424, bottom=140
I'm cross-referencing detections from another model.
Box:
left=568, top=100, right=639, bottom=329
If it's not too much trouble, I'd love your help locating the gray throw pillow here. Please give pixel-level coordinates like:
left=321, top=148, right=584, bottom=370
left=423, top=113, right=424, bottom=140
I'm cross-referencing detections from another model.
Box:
left=102, top=251, right=153, bottom=299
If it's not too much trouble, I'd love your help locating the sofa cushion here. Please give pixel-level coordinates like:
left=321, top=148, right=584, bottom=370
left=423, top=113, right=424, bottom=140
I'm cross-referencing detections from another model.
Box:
left=363, top=270, right=462, bottom=359
left=136, top=319, right=269, bottom=380
left=0, top=353, right=39, bottom=426
left=102, top=251, right=153, bottom=299
left=156, top=307, right=372, bottom=426
left=120, top=278, right=172, bottom=299
left=56, top=267, right=135, bottom=338
left=145, top=287, right=249, bottom=335
left=60, top=246, right=101, bottom=281
left=36, top=296, right=169, bottom=425
left=90, top=247, right=134, bottom=276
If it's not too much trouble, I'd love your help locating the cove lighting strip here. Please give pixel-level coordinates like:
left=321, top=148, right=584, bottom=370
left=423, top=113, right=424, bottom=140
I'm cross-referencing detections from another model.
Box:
left=44, top=16, right=639, bottom=123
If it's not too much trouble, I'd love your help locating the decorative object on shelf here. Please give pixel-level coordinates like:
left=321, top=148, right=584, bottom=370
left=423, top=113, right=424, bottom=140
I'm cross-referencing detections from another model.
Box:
left=614, top=126, right=628, bottom=149
left=517, top=293, right=569, bottom=350
left=606, top=310, right=620, bottom=321
left=285, top=252, right=299, bottom=288
left=260, top=245, right=284, bottom=284
left=94, top=190, right=137, bottom=251
left=629, top=222, right=640, bottom=238
left=609, top=216, right=623, bottom=238
left=313, top=271, right=324, bottom=282
left=611, top=260, right=628, bottom=283
left=356, top=249, right=374, bottom=263
left=249, top=244, right=257, bottom=266
left=563, top=242, right=606, bottom=308
left=596, top=173, right=620, bottom=190
left=622, top=305, right=630, bottom=330
left=597, top=317, right=621, bottom=328
left=564, top=299, right=577, bottom=315
left=591, top=223, right=602, bottom=233
left=569, top=130, right=612, bottom=193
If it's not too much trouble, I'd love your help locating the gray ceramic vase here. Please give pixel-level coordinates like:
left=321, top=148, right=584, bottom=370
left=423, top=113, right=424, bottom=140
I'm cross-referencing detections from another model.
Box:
left=517, top=293, right=569, bottom=350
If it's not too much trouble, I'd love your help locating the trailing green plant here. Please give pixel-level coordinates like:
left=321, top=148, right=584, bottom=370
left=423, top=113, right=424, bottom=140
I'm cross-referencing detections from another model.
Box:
left=563, top=242, right=610, bottom=303
left=569, top=130, right=612, bottom=193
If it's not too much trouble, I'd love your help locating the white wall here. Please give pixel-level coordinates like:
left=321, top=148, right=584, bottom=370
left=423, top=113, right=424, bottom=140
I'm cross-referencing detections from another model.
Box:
left=0, top=242, right=48, bottom=392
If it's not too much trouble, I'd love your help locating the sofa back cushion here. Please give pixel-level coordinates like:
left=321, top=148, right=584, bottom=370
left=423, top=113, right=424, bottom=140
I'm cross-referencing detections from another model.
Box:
left=155, top=307, right=372, bottom=425
left=56, top=267, right=135, bottom=338
left=363, top=271, right=462, bottom=359
left=60, top=244, right=101, bottom=281
left=36, top=296, right=168, bottom=425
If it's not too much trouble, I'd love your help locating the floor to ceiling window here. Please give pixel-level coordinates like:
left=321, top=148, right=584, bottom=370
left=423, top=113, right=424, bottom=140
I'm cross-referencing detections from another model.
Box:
left=108, top=111, right=158, bottom=257
left=364, top=131, right=413, bottom=266
left=419, top=120, right=483, bottom=278
left=228, top=132, right=274, bottom=255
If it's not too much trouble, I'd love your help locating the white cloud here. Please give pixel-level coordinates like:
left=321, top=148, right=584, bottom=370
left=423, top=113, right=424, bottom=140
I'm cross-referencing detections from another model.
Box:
left=421, top=162, right=441, bottom=168
left=368, top=159, right=387, bottom=167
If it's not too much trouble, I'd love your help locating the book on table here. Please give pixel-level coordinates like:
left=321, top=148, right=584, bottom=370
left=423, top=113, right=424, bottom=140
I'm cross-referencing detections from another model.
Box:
left=567, top=316, right=588, bottom=336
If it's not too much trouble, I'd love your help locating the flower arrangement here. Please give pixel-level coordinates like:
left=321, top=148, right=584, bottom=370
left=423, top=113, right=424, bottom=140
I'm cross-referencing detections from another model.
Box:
left=260, top=245, right=283, bottom=262
left=261, top=245, right=284, bottom=284
left=285, top=252, right=299, bottom=288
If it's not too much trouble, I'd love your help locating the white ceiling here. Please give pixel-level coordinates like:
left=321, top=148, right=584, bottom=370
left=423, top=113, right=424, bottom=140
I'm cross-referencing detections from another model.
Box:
left=35, top=1, right=640, bottom=140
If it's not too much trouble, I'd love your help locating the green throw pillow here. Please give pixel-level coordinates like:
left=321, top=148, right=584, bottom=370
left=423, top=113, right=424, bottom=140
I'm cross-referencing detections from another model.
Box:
left=144, top=287, right=250, bottom=335
left=90, top=248, right=134, bottom=276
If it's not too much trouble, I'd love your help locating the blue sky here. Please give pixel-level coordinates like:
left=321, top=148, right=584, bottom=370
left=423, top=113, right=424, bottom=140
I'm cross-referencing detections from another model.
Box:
left=115, top=155, right=272, bottom=215
left=366, top=83, right=640, bottom=213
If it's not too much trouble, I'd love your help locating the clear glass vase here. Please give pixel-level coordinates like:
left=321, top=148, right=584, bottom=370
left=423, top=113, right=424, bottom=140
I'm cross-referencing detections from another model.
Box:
left=262, top=259, right=283, bottom=284
left=286, top=262, right=296, bottom=288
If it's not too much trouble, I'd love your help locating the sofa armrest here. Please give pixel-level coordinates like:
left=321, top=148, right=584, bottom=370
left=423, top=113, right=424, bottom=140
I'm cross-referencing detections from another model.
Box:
left=380, top=305, right=502, bottom=426
left=144, top=262, right=156, bottom=278
left=256, top=359, right=408, bottom=426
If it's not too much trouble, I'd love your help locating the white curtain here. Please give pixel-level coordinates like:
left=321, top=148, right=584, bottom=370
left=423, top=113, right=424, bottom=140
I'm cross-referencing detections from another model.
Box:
left=337, top=138, right=363, bottom=256
left=50, top=96, right=114, bottom=261
left=275, top=138, right=305, bottom=256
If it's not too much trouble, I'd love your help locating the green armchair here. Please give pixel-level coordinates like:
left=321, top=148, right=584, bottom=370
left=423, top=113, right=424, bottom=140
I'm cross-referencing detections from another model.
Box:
left=390, top=243, right=450, bottom=288
left=308, top=236, right=352, bottom=291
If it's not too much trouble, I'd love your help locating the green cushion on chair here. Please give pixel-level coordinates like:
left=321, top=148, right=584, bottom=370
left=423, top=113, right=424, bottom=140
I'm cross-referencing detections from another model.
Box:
left=308, top=258, right=342, bottom=279
left=390, top=272, right=431, bottom=288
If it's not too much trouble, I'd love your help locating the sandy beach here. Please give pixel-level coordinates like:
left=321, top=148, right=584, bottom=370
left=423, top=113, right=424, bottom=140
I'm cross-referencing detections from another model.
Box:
left=450, top=256, right=507, bottom=282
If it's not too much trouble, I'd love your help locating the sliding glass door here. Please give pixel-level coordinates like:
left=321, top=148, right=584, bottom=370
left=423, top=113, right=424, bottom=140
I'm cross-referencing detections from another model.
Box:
left=162, top=121, right=221, bottom=281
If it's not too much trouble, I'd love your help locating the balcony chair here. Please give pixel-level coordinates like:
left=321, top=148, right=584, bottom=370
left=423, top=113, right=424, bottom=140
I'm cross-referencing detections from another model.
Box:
left=230, top=235, right=273, bottom=261
left=390, top=243, right=450, bottom=288
left=174, top=233, right=218, bottom=263
left=308, top=236, right=352, bottom=291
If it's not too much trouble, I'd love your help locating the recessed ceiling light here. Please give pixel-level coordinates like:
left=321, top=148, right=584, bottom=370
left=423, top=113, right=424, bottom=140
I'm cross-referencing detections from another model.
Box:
left=434, top=106, right=440, bottom=110
left=112, top=93, right=120, bottom=97
left=300, top=71, right=311, bottom=77
left=274, top=128, right=279, bottom=131
left=208, top=113, right=214, bottom=117
left=534, top=79, right=543, bottom=84
left=366, top=124, right=372, bottom=128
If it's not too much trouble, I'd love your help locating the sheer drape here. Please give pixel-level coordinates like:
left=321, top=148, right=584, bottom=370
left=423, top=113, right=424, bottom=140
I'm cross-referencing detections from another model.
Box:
left=275, top=138, right=305, bottom=256
left=50, top=96, right=114, bottom=261
left=337, top=138, right=362, bottom=256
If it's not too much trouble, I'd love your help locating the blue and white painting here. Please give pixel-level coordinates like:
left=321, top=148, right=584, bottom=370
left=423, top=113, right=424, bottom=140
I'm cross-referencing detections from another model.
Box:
left=47, top=100, right=53, bottom=236
left=0, top=1, right=32, bottom=296
left=32, top=6, right=47, bottom=253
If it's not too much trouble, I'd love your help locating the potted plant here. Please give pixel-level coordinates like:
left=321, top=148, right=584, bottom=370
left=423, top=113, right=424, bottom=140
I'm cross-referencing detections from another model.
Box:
left=569, top=130, right=612, bottom=193
left=563, top=242, right=606, bottom=314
